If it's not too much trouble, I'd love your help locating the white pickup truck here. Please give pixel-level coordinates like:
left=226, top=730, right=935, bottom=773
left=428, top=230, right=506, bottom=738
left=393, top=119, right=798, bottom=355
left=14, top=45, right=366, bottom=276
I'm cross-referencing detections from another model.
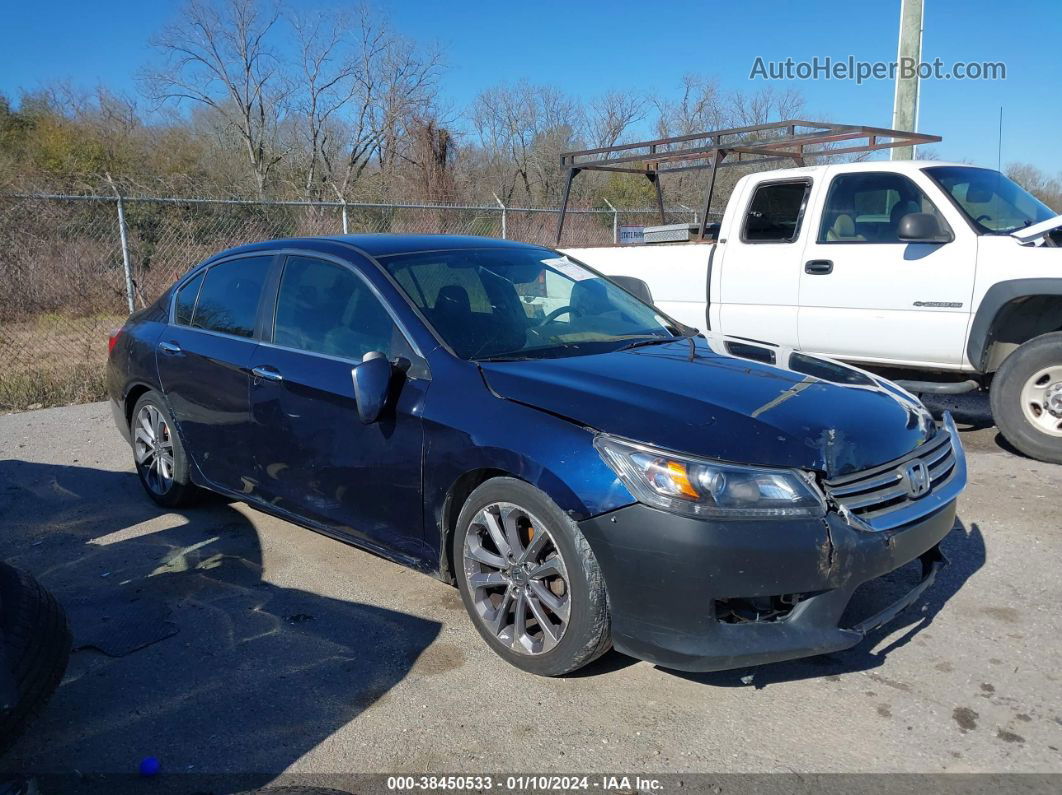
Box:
left=566, top=160, right=1062, bottom=464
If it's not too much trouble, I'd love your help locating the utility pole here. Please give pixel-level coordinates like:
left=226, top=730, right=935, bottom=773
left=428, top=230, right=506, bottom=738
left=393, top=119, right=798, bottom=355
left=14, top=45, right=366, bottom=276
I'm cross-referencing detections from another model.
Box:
left=891, top=0, right=924, bottom=160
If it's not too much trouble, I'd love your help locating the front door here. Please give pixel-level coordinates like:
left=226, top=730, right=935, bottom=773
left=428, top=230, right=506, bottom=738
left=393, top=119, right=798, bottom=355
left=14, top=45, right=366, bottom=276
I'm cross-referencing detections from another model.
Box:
left=248, top=254, right=430, bottom=560
left=798, top=169, right=975, bottom=367
left=156, top=254, right=273, bottom=493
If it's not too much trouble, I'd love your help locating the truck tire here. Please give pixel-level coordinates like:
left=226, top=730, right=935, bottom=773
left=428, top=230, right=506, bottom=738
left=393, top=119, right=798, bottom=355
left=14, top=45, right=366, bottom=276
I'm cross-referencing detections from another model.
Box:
left=0, top=563, right=72, bottom=756
left=990, top=331, right=1062, bottom=464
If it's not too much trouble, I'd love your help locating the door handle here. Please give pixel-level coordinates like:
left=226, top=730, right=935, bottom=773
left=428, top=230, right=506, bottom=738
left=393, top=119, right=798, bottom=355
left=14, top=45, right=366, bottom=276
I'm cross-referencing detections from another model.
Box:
left=804, top=259, right=834, bottom=275
left=158, top=341, right=182, bottom=355
left=251, top=366, right=284, bottom=383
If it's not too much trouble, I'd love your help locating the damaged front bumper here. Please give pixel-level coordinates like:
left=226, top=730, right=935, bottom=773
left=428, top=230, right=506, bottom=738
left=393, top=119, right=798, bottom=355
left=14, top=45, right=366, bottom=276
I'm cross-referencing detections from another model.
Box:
left=578, top=446, right=963, bottom=673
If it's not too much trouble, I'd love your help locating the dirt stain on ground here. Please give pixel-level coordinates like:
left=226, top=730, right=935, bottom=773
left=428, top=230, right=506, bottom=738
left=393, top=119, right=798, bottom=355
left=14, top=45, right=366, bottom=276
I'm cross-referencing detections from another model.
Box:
left=876, top=704, right=892, bottom=719
left=953, top=706, right=979, bottom=732
left=981, top=606, right=1021, bottom=623
left=413, top=643, right=466, bottom=676
left=867, top=672, right=912, bottom=693
left=997, top=729, right=1025, bottom=744
left=935, top=661, right=954, bottom=673
left=980, top=683, right=996, bottom=694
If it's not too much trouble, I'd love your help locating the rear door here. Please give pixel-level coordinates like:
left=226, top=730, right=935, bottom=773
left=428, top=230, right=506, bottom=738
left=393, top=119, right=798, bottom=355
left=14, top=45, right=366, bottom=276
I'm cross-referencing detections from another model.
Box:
left=798, top=169, right=975, bottom=366
left=156, top=253, right=273, bottom=493
left=715, top=177, right=813, bottom=346
left=247, top=253, right=430, bottom=559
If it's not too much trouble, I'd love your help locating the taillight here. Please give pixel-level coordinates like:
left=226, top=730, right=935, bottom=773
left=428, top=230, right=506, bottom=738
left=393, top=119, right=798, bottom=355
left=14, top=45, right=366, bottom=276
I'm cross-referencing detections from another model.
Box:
left=108, top=328, right=124, bottom=355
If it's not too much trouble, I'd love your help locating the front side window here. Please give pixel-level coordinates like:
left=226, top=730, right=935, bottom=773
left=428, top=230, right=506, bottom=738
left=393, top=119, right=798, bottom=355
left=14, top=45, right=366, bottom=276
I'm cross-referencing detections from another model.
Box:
left=924, top=165, right=1056, bottom=234
left=380, top=248, right=675, bottom=360
left=742, top=181, right=811, bottom=243
left=272, top=256, right=411, bottom=362
left=173, top=272, right=203, bottom=326
left=818, top=172, right=949, bottom=243
left=191, top=256, right=269, bottom=338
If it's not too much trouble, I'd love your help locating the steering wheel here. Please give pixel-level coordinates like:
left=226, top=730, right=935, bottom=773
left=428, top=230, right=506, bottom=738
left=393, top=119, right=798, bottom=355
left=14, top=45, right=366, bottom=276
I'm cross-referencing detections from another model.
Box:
left=975, top=214, right=993, bottom=224
left=537, top=305, right=576, bottom=326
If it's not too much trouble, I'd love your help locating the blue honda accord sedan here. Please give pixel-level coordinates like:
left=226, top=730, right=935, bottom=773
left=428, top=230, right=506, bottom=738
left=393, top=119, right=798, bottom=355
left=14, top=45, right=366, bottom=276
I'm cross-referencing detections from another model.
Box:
left=106, top=235, right=966, bottom=676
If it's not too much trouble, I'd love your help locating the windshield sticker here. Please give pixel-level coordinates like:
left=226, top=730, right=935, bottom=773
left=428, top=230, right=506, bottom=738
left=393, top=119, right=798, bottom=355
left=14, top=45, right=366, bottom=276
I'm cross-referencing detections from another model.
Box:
left=542, top=256, right=593, bottom=281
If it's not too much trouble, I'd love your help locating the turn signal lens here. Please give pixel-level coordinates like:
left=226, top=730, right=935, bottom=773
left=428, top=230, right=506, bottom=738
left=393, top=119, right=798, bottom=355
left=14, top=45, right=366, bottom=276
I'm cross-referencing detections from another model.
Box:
left=107, top=327, right=124, bottom=355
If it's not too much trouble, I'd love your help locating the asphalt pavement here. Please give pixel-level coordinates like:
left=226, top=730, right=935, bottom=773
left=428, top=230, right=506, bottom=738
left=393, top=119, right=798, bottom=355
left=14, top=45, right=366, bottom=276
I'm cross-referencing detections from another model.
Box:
left=0, top=397, right=1059, bottom=786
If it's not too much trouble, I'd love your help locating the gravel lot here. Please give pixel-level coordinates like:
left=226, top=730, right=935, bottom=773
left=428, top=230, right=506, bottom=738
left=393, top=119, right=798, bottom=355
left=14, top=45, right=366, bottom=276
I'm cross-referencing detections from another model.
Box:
left=0, top=397, right=1060, bottom=786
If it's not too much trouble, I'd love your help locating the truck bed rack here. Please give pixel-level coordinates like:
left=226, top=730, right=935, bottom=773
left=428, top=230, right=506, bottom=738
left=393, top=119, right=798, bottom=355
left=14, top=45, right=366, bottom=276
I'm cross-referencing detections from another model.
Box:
left=555, top=120, right=940, bottom=243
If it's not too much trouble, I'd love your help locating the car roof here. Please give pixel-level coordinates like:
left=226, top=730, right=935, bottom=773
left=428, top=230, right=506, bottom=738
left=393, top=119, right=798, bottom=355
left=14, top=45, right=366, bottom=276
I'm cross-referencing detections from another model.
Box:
left=206, top=234, right=550, bottom=264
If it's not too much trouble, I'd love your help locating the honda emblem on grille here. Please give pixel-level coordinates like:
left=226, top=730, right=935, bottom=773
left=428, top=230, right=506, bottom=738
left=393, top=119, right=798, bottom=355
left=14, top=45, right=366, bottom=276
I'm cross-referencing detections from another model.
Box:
left=900, top=460, right=932, bottom=498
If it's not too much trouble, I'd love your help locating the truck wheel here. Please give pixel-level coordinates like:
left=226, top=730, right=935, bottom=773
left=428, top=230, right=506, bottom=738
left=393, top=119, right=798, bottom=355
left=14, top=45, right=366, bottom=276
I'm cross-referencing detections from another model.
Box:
left=990, top=331, right=1062, bottom=464
left=0, top=563, right=72, bottom=756
left=454, top=477, right=612, bottom=676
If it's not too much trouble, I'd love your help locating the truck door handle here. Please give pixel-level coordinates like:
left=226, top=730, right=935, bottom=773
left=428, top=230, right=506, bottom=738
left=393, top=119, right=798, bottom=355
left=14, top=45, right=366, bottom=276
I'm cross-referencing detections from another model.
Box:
left=158, top=341, right=182, bottom=355
left=805, top=259, right=834, bottom=275
left=251, top=366, right=284, bottom=383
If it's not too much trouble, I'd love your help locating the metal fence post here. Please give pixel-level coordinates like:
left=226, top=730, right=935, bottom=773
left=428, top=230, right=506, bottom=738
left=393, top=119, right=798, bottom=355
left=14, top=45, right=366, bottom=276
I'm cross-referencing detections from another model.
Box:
left=115, top=195, right=135, bottom=313
left=492, top=193, right=507, bottom=239
left=602, top=198, right=618, bottom=244
left=341, top=199, right=349, bottom=235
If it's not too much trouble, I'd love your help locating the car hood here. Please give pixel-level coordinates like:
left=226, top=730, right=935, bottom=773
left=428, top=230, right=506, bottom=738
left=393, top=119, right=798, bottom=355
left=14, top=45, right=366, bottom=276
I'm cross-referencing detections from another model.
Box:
left=478, top=335, right=936, bottom=477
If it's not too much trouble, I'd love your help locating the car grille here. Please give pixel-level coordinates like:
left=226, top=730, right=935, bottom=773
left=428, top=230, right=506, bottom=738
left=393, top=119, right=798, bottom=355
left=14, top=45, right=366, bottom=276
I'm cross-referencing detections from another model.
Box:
left=823, top=430, right=958, bottom=527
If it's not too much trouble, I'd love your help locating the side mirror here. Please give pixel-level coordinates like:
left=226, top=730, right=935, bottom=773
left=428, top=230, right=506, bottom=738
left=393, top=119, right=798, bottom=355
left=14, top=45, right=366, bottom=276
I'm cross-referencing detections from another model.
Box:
left=352, top=351, right=392, bottom=424
left=608, top=275, right=654, bottom=304
left=898, top=212, right=950, bottom=243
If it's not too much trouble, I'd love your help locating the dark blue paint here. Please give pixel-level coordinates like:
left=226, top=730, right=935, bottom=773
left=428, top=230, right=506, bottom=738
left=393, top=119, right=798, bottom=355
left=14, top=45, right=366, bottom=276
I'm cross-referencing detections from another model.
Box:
left=108, top=234, right=935, bottom=579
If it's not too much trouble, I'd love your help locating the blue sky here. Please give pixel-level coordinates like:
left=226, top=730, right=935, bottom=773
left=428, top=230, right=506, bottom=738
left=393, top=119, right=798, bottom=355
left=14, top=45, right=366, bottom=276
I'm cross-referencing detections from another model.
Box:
left=2, top=0, right=1059, bottom=172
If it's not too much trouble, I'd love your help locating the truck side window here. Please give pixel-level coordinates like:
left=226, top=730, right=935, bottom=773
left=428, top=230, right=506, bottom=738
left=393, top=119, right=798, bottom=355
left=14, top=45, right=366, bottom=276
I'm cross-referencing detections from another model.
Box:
left=818, top=172, right=949, bottom=244
left=741, top=181, right=811, bottom=243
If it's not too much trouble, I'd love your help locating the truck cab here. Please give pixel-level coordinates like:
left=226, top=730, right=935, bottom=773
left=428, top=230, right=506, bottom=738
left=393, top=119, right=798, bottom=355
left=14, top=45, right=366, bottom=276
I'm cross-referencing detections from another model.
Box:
left=566, top=160, right=1062, bottom=464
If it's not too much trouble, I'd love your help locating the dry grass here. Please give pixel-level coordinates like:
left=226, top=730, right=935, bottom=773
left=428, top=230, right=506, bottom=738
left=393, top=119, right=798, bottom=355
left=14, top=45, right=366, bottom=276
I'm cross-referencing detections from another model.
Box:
left=0, top=313, right=124, bottom=412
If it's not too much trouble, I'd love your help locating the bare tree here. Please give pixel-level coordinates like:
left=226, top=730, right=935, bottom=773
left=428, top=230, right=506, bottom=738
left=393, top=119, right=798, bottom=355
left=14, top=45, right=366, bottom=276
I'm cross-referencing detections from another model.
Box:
left=143, top=0, right=288, bottom=197
left=472, top=81, right=581, bottom=205
left=585, top=90, right=646, bottom=150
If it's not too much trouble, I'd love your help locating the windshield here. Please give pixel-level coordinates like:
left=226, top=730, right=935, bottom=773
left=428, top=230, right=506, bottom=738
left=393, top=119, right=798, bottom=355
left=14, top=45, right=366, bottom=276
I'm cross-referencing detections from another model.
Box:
left=379, top=247, right=676, bottom=359
left=924, top=166, right=1056, bottom=235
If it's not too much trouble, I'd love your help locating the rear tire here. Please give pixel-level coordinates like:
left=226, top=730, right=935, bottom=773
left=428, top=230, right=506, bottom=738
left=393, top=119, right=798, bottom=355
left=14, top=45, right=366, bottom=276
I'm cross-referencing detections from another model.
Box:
left=0, top=563, right=71, bottom=756
left=990, top=332, right=1062, bottom=464
left=130, top=391, right=199, bottom=508
left=454, top=477, right=611, bottom=676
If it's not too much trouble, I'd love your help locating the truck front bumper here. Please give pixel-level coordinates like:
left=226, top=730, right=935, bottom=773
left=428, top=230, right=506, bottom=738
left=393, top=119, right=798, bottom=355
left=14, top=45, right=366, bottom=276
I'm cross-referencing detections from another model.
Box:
left=578, top=498, right=956, bottom=672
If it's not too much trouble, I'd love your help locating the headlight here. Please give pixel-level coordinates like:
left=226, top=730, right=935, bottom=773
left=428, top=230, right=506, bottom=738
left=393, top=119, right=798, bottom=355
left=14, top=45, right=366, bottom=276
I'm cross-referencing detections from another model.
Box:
left=594, top=435, right=826, bottom=520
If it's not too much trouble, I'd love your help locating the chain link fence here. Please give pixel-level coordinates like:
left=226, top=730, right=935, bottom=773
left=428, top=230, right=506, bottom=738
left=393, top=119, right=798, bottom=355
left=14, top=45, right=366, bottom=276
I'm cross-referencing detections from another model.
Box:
left=0, top=193, right=696, bottom=412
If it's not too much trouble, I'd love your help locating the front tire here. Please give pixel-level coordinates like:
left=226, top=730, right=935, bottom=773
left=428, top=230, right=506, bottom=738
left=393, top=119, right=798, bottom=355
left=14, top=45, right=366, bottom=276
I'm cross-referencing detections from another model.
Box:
left=454, top=478, right=611, bottom=676
left=990, top=331, right=1062, bottom=464
left=130, top=391, right=199, bottom=508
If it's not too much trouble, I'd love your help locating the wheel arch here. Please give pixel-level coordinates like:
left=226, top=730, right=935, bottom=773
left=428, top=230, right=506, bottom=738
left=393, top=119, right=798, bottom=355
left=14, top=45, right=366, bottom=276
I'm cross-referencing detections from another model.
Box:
left=968, top=279, right=1062, bottom=373
left=123, top=382, right=156, bottom=428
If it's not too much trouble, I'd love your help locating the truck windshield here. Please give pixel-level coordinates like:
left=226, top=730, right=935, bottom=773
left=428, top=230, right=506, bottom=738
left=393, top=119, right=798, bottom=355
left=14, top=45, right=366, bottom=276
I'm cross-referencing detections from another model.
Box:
left=379, top=247, right=676, bottom=360
left=924, top=165, right=1056, bottom=235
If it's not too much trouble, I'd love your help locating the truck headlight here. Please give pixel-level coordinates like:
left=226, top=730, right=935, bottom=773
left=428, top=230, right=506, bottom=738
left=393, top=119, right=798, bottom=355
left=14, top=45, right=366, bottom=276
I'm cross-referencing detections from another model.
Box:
left=594, top=435, right=826, bottom=520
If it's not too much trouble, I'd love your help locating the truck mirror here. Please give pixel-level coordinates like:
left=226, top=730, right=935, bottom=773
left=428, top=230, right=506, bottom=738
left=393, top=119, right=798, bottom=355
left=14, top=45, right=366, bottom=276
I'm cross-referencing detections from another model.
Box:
left=608, top=275, right=654, bottom=304
left=898, top=213, right=950, bottom=243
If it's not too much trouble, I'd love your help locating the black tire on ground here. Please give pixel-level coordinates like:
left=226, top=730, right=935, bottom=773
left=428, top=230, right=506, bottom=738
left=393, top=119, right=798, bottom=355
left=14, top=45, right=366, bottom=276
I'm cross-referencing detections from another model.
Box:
left=131, top=390, right=200, bottom=508
left=990, top=331, right=1062, bottom=465
left=454, top=477, right=611, bottom=677
left=0, top=563, right=72, bottom=756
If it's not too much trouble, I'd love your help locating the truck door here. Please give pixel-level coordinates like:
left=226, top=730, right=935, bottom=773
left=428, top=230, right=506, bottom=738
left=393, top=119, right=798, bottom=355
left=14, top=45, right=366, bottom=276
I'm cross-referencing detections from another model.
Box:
left=797, top=169, right=975, bottom=367
left=715, top=177, right=811, bottom=347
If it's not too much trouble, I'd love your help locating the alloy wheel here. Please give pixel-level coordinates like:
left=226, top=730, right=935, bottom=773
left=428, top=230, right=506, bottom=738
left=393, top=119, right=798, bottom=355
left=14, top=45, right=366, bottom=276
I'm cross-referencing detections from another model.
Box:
left=462, top=501, right=571, bottom=655
left=1020, top=365, right=1062, bottom=437
left=133, top=404, right=176, bottom=494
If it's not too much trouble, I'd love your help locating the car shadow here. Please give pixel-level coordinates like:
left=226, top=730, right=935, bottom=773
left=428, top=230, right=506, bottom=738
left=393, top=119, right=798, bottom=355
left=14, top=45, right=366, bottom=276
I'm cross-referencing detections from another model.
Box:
left=0, top=459, right=441, bottom=792
left=660, top=518, right=985, bottom=689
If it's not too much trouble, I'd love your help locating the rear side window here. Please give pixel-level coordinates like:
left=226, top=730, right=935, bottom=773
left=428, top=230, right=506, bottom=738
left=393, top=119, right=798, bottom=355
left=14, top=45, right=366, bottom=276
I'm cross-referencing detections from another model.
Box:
left=191, top=256, right=269, bottom=338
left=742, top=181, right=811, bottom=243
left=273, top=256, right=412, bottom=362
left=173, top=272, right=203, bottom=326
